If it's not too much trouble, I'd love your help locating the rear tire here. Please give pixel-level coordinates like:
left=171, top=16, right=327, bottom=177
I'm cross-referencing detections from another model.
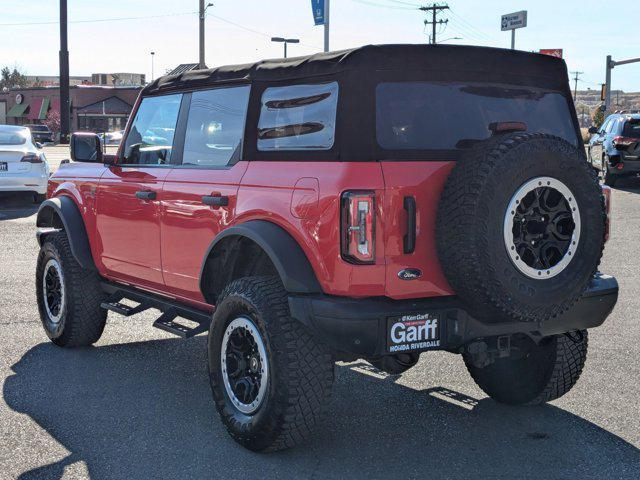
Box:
left=464, top=331, right=588, bottom=405
left=603, top=163, right=618, bottom=187
left=36, top=231, right=107, bottom=347
left=208, top=276, right=334, bottom=452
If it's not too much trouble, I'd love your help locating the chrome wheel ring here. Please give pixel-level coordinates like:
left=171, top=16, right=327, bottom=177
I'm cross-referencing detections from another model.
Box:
left=221, top=317, right=269, bottom=415
left=43, top=259, right=65, bottom=323
left=503, top=176, right=581, bottom=279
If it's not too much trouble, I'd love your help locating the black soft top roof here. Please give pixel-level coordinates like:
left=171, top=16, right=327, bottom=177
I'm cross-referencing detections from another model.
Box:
left=143, top=44, right=570, bottom=96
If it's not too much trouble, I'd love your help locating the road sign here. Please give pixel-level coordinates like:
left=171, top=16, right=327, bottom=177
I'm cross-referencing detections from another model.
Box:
left=501, top=11, right=527, bottom=31
left=539, top=49, right=563, bottom=59
left=311, top=0, right=325, bottom=26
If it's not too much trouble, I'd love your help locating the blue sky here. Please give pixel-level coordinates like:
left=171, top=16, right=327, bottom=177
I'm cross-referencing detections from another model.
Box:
left=1, top=0, right=639, bottom=91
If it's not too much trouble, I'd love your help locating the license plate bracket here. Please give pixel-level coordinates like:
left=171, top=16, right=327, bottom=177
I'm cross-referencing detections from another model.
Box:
left=387, top=313, right=441, bottom=353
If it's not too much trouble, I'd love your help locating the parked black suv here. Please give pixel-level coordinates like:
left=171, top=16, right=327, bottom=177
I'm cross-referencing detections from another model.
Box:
left=588, top=113, right=640, bottom=186
left=26, top=124, right=54, bottom=144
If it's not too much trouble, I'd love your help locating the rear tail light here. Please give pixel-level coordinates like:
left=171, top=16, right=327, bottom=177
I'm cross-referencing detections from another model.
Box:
left=602, top=185, right=612, bottom=243
left=20, top=153, right=43, bottom=163
left=612, top=136, right=640, bottom=148
left=341, top=191, right=376, bottom=264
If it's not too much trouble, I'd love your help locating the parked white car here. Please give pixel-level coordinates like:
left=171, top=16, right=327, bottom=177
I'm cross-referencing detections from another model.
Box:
left=0, top=125, right=50, bottom=202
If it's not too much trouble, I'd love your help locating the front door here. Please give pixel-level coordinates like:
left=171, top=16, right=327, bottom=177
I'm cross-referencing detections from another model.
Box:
left=160, top=85, right=251, bottom=301
left=96, top=93, right=182, bottom=290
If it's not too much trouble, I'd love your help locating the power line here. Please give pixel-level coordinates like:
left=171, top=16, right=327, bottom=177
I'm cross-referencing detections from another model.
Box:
left=350, top=0, right=417, bottom=10
left=420, top=4, right=449, bottom=45
left=447, top=8, right=495, bottom=41
left=0, top=11, right=196, bottom=26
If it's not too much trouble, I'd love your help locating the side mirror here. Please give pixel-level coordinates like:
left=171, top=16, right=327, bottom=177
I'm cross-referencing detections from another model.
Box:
left=588, top=126, right=599, bottom=135
left=70, top=132, right=102, bottom=163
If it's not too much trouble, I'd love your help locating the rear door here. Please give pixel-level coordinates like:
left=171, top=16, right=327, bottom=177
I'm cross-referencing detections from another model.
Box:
left=376, top=81, right=580, bottom=299
left=160, top=85, right=251, bottom=301
left=95, top=93, right=182, bottom=289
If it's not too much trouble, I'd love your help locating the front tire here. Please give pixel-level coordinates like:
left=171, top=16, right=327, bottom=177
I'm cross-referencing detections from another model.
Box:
left=464, top=331, right=588, bottom=405
left=36, top=231, right=107, bottom=347
left=208, top=276, right=334, bottom=452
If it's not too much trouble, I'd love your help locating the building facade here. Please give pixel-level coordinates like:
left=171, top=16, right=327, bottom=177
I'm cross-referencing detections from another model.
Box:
left=0, top=85, right=141, bottom=134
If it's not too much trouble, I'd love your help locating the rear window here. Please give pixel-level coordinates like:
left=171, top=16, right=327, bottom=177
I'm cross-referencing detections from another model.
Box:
left=376, top=82, right=578, bottom=150
left=257, top=82, right=338, bottom=151
left=28, top=125, right=49, bottom=132
left=0, top=130, right=27, bottom=145
left=622, top=120, right=640, bottom=137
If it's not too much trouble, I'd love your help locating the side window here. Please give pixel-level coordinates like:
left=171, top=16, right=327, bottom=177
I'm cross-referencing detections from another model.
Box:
left=182, top=85, right=250, bottom=167
left=600, top=118, right=612, bottom=134
left=121, top=94, right=182, bottom=165
left=257, top=82, right=338, bottom=151
left=604, top=118, right=616, bottom=134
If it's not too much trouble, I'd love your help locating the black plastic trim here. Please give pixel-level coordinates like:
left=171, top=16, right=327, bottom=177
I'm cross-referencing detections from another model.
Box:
left=36, top=197, right=97, bottom=271
left=288, top=273, right=618, bottom=357
left=199, top=220, right=322, bottom=299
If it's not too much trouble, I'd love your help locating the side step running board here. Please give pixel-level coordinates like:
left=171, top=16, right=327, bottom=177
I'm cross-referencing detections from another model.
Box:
left=100, top=282, right=212, bottom=339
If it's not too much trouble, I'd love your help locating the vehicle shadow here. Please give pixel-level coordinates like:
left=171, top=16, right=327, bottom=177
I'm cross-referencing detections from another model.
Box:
left=0, top=193, right=39, bottom=220
left=4, top=339, right=639, bottom=480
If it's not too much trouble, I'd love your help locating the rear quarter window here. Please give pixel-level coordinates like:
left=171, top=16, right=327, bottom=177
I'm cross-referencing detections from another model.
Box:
left=376, top=82, right=578, bottom=150
left=257, top=82, right=338, bottom=151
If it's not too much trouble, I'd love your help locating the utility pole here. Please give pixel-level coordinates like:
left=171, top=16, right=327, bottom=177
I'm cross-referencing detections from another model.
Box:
left=604, top=54, right=640, bottom=114
left=150, top=51, right=155, bottom=81
left=570, top=71, right=583, bottom=102
left=420, top=4, right=449, bottom=45
left=59, top=0, right=70, bottom=143
left=199, top=1, right=213, bottom=69
left=324, top=0, right=330, bottom=52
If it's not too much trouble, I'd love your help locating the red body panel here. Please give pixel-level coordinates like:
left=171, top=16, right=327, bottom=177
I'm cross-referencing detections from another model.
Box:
left=95, top=166, right=169, bottom=289
left=47, top=157, right=456, bottom=305
left=160, top=162, right=248, bottom=301
left=380, top=161, right=455, bottom=299
left=236, top=161, right=386, bottom=298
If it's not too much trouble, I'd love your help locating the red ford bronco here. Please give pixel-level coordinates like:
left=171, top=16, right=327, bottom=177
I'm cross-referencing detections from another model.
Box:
left=35, top=45, right=618, bottom=452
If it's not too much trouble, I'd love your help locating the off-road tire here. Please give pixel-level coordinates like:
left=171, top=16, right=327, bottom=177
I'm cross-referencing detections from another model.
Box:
left=464, top=331, right=588, bottom=405
left=208, top=276, right=334, bottom=452
left=36, top=231, right=107, bottom=347
left=436, top=133, right=605, bottom=323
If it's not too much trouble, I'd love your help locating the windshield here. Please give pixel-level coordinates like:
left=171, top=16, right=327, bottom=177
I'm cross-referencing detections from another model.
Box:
left=0, top=130, right=27, bottom=145
left=376, top=82, right=578, bottom=150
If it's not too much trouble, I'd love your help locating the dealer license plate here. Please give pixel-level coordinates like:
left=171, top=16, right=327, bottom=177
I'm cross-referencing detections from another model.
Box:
left=0, top=162, right=7, bottom=172
left=387, top=313, right=441, bottom=353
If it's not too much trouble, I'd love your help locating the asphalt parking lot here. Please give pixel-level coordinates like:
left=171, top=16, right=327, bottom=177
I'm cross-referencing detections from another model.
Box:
left=0, top=167, right=639, bottom=479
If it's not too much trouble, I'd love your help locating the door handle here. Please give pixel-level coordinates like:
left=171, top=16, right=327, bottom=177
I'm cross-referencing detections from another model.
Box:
left=403, top=196, right=416, bottom=254
left=135, top=190, right=156, bottom=200
left=202, top=195, right=229, bottom=207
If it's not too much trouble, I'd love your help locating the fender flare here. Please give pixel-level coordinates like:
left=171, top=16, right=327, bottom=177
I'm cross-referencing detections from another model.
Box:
left=199, top=220, right=322, bottom=299
left=36, top=197, right=96, bottom=271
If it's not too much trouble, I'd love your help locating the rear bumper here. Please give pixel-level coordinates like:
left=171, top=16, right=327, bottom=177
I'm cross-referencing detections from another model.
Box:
left=0, top=174, right=48, bottom=194
left=289, top=273, right=618, bottom=357
left=612, top=156, right=640, bottom=174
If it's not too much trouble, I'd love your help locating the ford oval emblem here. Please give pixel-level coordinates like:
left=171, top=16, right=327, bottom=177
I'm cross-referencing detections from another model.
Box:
left=398, top=268, right=422, bottom=280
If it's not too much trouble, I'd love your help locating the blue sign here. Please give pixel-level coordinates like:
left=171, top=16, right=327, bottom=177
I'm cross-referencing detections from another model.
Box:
left=311, top=0, right=325, bottom=26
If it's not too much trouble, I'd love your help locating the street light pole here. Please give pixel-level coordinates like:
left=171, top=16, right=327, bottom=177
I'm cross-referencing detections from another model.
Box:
left=271, top=37, right=300, bottom=59
left=59, top=0, right=70, bottom=143
left=150, top=52, right=155, bottom=81
left=199, top=1, right=213, bottom=69
left=324, top=0, right=330, bottom=52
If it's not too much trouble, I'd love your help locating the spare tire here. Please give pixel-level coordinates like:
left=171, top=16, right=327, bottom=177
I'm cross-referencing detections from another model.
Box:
left=436, top=133, right=605, bottom=323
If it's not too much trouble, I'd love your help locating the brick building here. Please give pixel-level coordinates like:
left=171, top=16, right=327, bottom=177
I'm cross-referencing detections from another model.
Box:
left=0, top=85, right=142, bottom=134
